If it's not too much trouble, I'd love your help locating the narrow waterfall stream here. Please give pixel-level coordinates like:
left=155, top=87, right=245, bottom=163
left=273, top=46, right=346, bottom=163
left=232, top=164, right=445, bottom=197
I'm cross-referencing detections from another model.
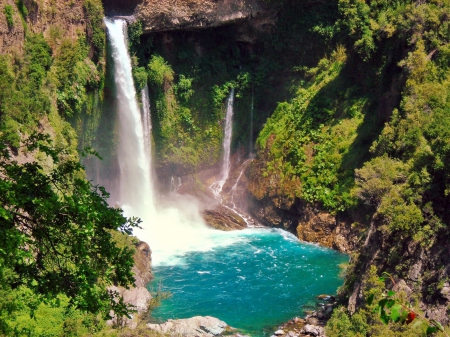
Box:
left=211, top=88, right=235, bottom=195
left=103, top=18, right=347, bottom=337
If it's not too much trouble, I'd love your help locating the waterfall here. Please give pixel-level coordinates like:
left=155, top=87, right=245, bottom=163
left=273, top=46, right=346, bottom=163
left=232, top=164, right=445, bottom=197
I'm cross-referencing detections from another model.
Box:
left=104, top=18, right=154, bottom=216
left=249, top=85, right=254, bottom=156
left=104, top=18, right=240, bottom=266
left=210, top=88, right=235, bottom=195
left=222, top=88, right=235, bottom=183
left=141, top=85, right=152, bottom=164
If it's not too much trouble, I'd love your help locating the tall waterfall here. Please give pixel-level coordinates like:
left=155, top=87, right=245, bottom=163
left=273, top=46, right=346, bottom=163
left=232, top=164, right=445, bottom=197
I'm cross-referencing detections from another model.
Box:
left=104, top=18, right=239, bottom=266
left=249, top=85, right=254, bottom=156
left=104, top=18, right=154, bottom=216
left=210, top=88, right=235, bottom=195
left=222, top=88, right=235, bottom=183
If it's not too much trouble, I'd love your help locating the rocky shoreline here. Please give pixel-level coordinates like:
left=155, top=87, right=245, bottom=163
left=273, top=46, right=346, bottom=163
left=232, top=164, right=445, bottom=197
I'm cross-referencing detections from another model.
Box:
left=266, top=295, right=336, bottom=337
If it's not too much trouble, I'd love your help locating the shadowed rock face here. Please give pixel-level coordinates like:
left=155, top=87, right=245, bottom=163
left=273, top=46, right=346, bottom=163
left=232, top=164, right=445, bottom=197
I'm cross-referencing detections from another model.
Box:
left=102, top=0, right=142, bottom=16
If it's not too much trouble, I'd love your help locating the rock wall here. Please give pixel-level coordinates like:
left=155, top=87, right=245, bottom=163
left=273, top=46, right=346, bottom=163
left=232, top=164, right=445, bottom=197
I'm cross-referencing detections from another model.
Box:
left=134, top=0, right=277, bottom=33
left=248, top=195, right=361, bottom=253
left=0, top=0, right=89, bottom=54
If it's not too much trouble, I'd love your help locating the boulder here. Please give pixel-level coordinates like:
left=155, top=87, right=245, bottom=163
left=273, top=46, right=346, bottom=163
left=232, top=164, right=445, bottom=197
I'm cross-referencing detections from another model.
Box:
left=440, top=283, right=450, bottom=301
left=147, top=316, right=229, bottom=337
left=300, top=324, right=325, bottom=337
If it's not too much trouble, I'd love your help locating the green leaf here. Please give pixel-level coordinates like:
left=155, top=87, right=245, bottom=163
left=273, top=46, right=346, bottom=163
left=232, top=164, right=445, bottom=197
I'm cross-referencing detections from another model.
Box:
left=390, top=304, right=402, bottom=322
left=387, top=290, right=395, bottom=297
left=386, top=299, right=395, bottom=308
left=429, top=320, right=444, bottom=331
left=380, top=307, right=389, bottom=324
left=426, top=326, right=438, bottom=335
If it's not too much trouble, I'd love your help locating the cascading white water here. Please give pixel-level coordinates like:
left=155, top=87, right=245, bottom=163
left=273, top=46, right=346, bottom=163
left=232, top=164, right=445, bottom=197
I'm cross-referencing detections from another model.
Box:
left=222, top=88, right=235, bottom=182
left=249, top=84, right=254, bottom=156
left=104, top=18, right=154, bottom=216
left=141, top=85, right=153, bottom=165
left=210, top=88, right=235, bottom=195
left=105, top=18, right=242, bottom=266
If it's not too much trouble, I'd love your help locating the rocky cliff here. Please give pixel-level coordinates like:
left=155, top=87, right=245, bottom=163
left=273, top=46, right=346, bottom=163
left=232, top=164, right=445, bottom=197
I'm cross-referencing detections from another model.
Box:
left=131, top=0, right=276, bottom=34
left=1, top=0, right=91, bottom=54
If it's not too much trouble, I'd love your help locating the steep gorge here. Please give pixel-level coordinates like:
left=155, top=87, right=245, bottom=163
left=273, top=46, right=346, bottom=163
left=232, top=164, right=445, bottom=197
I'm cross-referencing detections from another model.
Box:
left=1, top=0, right=450, bottom=335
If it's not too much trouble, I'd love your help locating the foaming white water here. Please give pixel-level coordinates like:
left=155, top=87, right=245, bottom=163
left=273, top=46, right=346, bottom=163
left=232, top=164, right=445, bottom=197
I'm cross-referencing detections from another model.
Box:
left=105, top=19, right=246, bottom=266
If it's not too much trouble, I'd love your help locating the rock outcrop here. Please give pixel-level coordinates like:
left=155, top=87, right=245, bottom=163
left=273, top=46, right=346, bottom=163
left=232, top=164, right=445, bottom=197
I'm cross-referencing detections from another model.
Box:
left=108, top=241, right=153, bottom=325
left=1, top=0, right=91, bottom=54
left=133, top=0, right=277, bottom=34
left=147, top=316, right=229, bottom=337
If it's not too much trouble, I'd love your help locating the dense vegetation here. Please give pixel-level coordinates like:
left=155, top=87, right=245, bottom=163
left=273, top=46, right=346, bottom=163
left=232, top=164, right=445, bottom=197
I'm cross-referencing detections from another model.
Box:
left=245, top=0, right=450, bottom=335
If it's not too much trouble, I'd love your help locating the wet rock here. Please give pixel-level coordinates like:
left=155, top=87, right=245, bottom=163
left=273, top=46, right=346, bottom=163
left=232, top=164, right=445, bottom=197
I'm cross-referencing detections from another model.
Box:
left=147, top=316, right=228, bottom=337
left=324, top=304, right=334, bottom=317
left=317, top=294, right=335, bottom=301
left=203, top=205, right=247, bottom=231
left=274, top=329, right=285, bottom=335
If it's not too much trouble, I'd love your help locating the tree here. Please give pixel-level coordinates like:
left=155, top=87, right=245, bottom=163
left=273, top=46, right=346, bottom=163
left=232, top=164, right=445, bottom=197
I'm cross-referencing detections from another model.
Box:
left=0, top=134, right=139, bottom=334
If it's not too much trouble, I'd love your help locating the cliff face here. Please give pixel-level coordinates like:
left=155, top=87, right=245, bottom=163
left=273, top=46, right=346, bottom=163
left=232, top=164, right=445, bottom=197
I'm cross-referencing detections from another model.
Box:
left=107, top=0, right=277, bottom=34
left=1, top=0, right=89, bottom=54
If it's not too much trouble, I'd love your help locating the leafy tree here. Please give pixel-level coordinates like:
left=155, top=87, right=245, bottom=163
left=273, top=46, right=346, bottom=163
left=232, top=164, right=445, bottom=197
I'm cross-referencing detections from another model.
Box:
left=0, top=134, right=139, bottom=335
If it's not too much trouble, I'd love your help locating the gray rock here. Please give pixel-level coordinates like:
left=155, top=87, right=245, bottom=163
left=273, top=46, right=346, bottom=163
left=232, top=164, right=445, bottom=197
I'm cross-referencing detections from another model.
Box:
left=440, top=284, right=450, bottom=301
left=109, top=285, right=152, bottom=314
left=147, top=316, right=228, bottom=337
left=301, top=324, right=324, bottom=337
left=306, top=316, right=319, bottom=325
left=274, top=329, right=285, bottom=335
left=393, top=279, right=412, bottom=297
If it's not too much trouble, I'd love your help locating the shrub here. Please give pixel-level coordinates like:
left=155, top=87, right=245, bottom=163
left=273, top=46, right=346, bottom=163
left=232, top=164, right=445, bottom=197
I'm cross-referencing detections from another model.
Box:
left=4, top=5, right=14, bottom=28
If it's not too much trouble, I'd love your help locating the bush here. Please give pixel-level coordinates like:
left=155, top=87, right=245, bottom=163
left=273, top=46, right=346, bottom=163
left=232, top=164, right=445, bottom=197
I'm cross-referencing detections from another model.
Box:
left=4, top=5, right=14, bottom=27
left=147, top=55, right=174, bottom=89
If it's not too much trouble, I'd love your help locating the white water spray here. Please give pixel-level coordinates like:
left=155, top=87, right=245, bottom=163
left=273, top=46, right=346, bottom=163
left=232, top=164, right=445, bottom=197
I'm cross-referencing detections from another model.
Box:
left=105, top=18, right=242, bottom=266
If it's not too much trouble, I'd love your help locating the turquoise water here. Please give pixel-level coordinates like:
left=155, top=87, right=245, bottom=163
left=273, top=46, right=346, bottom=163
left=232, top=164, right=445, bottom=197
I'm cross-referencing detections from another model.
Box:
left=149, top=228, right=347, bottom=336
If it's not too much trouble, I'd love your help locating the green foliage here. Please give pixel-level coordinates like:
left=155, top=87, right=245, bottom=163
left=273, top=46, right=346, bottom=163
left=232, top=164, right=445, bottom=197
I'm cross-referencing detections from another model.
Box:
left=4, top=5, right=14, bottom=27
left=16, top=0, right=28, bottom=18
left=147, top=55, right=174, bottom=89
left=327, top=267, right=433, bottom=337
left=253, top=46, right=369, bottom=211
left=52, top=37, right=101, bottom=117
left=0, top=35, right=53, bottom=150
left=128, top=20, right=143, bottom=55
left=83, top=0, right=105, bottom=61
left=0, top=135, right=139, bottom=334
left=132, top=66, right=148, bottom=92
